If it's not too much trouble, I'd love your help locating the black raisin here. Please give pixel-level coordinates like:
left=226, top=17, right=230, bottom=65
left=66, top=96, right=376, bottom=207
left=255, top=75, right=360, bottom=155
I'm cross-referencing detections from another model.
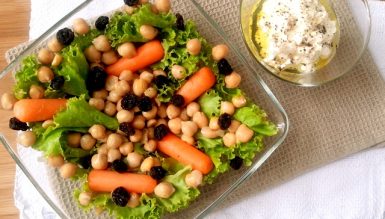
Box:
left=9, top=117, right=29, bottom=131
left=171, top=94, right=185, bottom=107
left=230, top=156, right=243, bottom=170
left=149, top=166, right=167, bottom=180
left=123, top=0, right=139, bottom=6
left=121, top=94, right=138, bottom=110
left=112, top=159, right=128, bottom=173
left=119, top=122, right=135, bottom=136
left=138, top=96, right=152, bottom=112
left=56, top=28, right=75, bottom=46
left=86, top=66, right=108, bottom=92
left=154, top=124, right=169, bottom=140
left=153, top=75, right=170, bottom=88
left=50, top=76, right=65, bottom=90
left=218, top=113, right=232, bottom=129
left=78, top=155, right=93, bottom=169
left=175, top=13, right=185, bottom=30
left=95, top=16, right=109, bottom=31
left=218, top=59, right=233, bottom=76
left=111, top=187, right=130, bottom=207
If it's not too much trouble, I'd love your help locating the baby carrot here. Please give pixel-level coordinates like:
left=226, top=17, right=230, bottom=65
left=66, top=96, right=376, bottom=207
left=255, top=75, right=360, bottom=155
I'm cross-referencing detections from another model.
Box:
left=13, top=99, right=67, bottom=122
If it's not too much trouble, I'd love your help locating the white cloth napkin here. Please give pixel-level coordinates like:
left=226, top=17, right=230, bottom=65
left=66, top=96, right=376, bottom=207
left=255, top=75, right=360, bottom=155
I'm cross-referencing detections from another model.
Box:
left=15, top=0, right=385, bottom=218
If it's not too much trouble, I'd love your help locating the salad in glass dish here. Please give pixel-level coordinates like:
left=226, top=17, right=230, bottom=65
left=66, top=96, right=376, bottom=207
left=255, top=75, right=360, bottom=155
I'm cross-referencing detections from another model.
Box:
left=1, top=0, right=278, bottom=218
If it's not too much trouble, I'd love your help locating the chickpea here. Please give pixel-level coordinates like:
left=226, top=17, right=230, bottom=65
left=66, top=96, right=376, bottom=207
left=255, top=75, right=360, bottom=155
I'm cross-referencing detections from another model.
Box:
left=117, top=42, right=136, bottom=58
left=228, top=120, right=241, bottom=133
left=171, top=65, right=186, bottom=80
left=105, top=75, right=119, bottom=91
left=181, top=121, right=198, bottom=137
left=1, top=92, right=17, bottom=110
left=48, top=37, right=64, bottom=52
left=133, top=78, right=148, bottom=96
left=144, top=139, right=157, bottom=152
left=72, top=18, right=89, bottom=35
left=102, top=51, right=119, bottom=65
left=106, top=133, right=123, bottom=149
left=132, top=115, right=146, bottom=129
left=140, top=25, right=158, bottom=40
left=99, top=131, right=112, bottom=143
left=116, top=99, right=123, bottom=111
left=232, top=95, right=247, bottom=108
left=127, top=193, right=141, bottom=208
left=119, top=142, right=134, bottom=156
left=220, top=101, right=235, bottom=115
left=200, top=127, right=224, bottom=139
left=212, top=44, right=229, bottom=61
left=147, top=127, right=155, bottom=139
left=119, top=70, right=135, bottom=82
left=47, top=155, right=64, bottom=168
left=154, top=0, right=171, bottom=13
left=89, top=98, right=105, bottom=111
left=209, top=117, right=220, bottom=130
left=153, top=69, right=167, bottom=77
left=97, top=144, right=109, bottom=155
left=107, top=148, right=122, bottom=162
left=140, top=157, right=161, bottom=172
left=225, top=71, right=241, bottom=88
left=28, top=85, right=44, bottom=99
left=166, top=104, right=181, bottom=119
left=139, top=0, right=149, bottom=4
left=126, top=152, right=143, bottom=169
left=147, top=119, right=157, bottom=128
left=37, top=66, right=54, bottom=83
left=157, top=105, right=167, bottom=118
left=78, top=192, right=92, bottom=206
left=223, top=133, right=236, bottom=147
left=181, top=135, right=195, bottom=145
left=107, top=90, right=122, bottom=103
left=143, top=106, right=157, bottom=120
left=130, top=129, right=143, bottom=142
left=156, top=118, right=167, bottom=126
left=185, top=170, right=203, bottom=188
left=92, top=35, right=111, bottom=52
left=123, top=5, right=136, bottom=14
left=89, top=124, right=106, bottom=139
left=84, top=45, right=101, bottom=63
left=93, top=89, right=108, bottom=99
left=151, top=3, right=159, bottom=13
left=38, top=48, right=54, bottom=65
left=42, top=120, right=54, bottom=129
left=60, top=163, right=78, bottom=179
left=154, top=182, right=175, bottom=198
left=144, top=87, right=157, bottom=99
left=49, top=55, right=62, bottom=69
left=116, top=110, right=134, bottom=123
left=67, top=132, right=81, bottom=147
left=104, top=101, right=117, bottom=116
left=17, top=131, right=36, bottom=147
left=91, top=153, right=108, bottom=170
left=192, top=112, right=208, bottom=128
left=167, top=118, right=181, bottom=135
left=140, top=71, right=154, bottom=84
left=186, top=38, right=201, bottom=56
left=186, top=102, right=200, bottom=117
left=80, top=134, right=96, bottom=150
left=114, top=80, right=130, bottom=96
left=236, top=124, right=254, bottom=143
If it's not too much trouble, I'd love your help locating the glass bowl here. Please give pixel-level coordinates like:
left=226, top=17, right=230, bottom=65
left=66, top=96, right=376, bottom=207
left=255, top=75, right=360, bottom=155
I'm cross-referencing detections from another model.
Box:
left=240, top=0, right=371, bottom=86
left=0, top=0, right=289, bottom=218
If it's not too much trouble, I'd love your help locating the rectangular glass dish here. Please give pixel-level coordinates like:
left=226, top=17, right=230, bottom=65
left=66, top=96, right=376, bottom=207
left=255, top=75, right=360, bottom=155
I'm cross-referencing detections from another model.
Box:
left=0, top=0, right=289, bottom=218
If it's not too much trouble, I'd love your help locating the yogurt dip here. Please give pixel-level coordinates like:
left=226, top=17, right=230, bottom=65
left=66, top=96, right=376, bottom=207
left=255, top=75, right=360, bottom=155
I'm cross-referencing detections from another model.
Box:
left=255, top=0, right=339, bottom=73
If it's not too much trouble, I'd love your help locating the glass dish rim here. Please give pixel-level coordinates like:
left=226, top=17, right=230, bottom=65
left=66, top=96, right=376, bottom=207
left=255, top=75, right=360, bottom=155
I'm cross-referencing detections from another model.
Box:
left=0, top=0, right=289, bottom=218
left=239, top=0, right=372, bottom=87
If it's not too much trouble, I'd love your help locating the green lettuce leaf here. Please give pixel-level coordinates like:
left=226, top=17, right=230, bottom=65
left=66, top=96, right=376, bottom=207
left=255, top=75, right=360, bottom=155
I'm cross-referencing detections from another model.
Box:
left=157, top=166, right=200, bottom=213
left=197, top=134, right=235, bottom=184
left=106, top=4, right=176, bottom=47
left=56, top=45, right=89, bottom=97
left=198, top=90, right=221, bottom=118
left=54, top=96, right=119, bottom=130
left=13, top=56, right=42, bottom=99
left=66, top=29, right=101, bottom=51
left=235, top=135, right=264, bottom=166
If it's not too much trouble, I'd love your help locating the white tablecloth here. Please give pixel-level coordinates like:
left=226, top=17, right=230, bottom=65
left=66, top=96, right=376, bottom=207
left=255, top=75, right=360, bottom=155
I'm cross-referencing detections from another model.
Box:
left=16, top=0, right=385, bottom=218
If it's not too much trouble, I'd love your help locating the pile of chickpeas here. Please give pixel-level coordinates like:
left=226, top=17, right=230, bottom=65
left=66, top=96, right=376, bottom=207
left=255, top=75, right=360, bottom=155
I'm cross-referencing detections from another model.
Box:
left=1, top=0, right=256, bottom=209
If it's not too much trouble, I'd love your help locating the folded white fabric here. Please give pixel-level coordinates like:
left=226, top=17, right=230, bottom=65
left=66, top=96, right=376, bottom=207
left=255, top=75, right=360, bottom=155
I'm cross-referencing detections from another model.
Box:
left=15, top=0, right=385, bottom=219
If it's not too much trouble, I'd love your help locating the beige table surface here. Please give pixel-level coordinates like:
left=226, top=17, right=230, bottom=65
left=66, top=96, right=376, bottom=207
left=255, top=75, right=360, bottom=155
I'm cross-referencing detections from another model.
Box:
left=0, top=1, right=30, bottom=219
